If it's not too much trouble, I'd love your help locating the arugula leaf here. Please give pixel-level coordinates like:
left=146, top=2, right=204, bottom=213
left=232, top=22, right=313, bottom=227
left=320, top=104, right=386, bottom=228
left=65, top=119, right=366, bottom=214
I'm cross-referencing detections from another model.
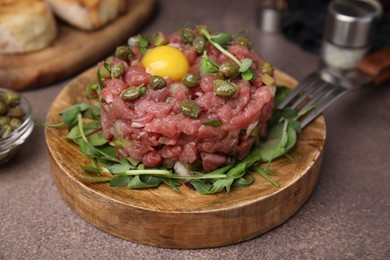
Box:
left=108, top=163, right=132, bottom=174
left=208, top=179, right=234, bottom=193
left=232, top=174, right=254, bottom=188
left=252, top=165, right=280, bottom=188
left=258, top=121, right=297, bottom=162
left=160, top=178, right=182, bottom=192
left=60, top=103, right=89, bottom=130
left=81, top=165, right=102, bottom=173
left=127, top=175, right=162, bottom=189
left=110, top=175, right=131, bottom=187
left=190, top=180, right=213, bottom=195
left=226, top=162, right=247, bottom=179
left=79, top=175, right=112, bottom=182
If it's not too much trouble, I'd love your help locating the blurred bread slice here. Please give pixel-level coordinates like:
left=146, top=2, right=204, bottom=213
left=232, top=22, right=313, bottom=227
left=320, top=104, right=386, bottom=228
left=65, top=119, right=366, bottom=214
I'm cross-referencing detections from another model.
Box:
left=0, top=0, right=57, bottom=54
left=47, top=0, right=127, bottom=30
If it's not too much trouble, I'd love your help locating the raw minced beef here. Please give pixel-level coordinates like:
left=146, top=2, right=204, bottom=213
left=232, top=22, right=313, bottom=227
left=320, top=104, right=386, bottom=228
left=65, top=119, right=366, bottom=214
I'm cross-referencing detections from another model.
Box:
left=100, top=29, right=275, bottom=172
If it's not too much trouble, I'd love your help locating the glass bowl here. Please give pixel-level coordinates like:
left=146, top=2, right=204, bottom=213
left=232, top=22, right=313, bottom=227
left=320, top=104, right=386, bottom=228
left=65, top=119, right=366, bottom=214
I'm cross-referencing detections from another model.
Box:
left=0, top=88, right=34, bottom=164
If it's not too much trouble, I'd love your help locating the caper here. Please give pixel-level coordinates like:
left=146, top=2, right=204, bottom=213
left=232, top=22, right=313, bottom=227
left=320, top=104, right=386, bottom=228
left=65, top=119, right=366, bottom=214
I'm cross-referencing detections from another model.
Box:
left=0, top=124, right=12, bottom=138
left=213, top=79, right=238, bottom=98
left=260, top=61, right=274, bottom=75
left=211, top=71, right=224, bottom=80
left=115, top=45, right=134, bottom=61
left=99, top=66, right=111, bottom=79
left=105, top=56, right=115, bottom=63
left=0, top=101, right=8, bottom=116
left=196, top=24, right=210, bottom=37
left=179, top=100, right=201, bottom=118
left=111, top=63, right=125, bottom=79
left=7, top=107, right=25, bottom=118
left=192, top=36, right=206, bottom=54
left=121, top=84, right=146, bottom=101
left=9, top=118, right=22, bottom=130
left=2, top=91, right=20, bottom=107
left=0, top=116, right=10, bottom=126
left=149, top=76, right=166, bottom=90
left=152, top=32, right=169, bottom=46
left=180, top=28, right=195, bottom=44
left=235, top=36, right=251, bottom=49
left=219, top=61, right=239, bottom=78
left=182, top=73, right=200, bottom=88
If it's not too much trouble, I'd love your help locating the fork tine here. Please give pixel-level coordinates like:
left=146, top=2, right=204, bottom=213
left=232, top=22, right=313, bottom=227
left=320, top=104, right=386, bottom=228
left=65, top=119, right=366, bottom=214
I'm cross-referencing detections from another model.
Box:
left=299, top=83, right=338, bottom=111
left=300, top=87, right=347, bottom=128
left=278, top=71, right=320, bottom=109
left=290, top=79, right=328, bottom=109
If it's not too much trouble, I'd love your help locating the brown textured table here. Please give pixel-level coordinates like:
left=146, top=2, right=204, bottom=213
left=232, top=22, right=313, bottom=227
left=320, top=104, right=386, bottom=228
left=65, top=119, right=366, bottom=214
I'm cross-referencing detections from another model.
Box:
left=1, top=0, right=389, bottom=259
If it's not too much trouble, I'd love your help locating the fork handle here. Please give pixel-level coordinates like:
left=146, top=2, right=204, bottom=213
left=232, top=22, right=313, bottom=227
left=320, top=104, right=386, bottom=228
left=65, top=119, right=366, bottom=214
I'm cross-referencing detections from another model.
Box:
left=357, top=46, right=390, bottom=85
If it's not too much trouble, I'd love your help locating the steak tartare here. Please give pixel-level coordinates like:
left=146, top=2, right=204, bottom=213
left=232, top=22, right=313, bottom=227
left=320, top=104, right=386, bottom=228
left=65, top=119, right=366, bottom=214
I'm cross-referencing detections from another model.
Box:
left=99, top=26, right=276, bottom=172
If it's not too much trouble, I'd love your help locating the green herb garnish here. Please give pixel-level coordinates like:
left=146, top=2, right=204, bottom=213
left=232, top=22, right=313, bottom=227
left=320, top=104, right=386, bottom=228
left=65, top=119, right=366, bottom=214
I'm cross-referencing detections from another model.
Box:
left=200, top=30, right=256, bottom=80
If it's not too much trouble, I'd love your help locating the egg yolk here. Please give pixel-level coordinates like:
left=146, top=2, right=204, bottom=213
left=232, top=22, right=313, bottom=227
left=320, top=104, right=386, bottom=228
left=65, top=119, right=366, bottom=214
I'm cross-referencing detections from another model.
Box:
left=142, top=46, right=189, bottom=81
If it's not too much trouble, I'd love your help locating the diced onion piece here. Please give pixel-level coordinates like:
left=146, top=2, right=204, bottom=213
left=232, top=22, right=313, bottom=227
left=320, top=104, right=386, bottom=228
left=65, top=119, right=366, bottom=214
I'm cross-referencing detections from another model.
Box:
left=261, top=74, right=275, bottom=86
left=174, top=161, right=191, bottom=176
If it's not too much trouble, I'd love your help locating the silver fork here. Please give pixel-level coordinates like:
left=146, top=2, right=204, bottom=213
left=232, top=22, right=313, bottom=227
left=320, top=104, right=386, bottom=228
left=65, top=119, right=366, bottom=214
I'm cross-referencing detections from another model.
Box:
left=277, top=46, right=390, bottom=128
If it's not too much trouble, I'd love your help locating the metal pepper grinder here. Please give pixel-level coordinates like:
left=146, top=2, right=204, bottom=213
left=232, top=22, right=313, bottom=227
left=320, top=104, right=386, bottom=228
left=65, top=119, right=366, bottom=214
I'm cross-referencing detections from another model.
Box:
left=321, top=0, right=382, bottom=71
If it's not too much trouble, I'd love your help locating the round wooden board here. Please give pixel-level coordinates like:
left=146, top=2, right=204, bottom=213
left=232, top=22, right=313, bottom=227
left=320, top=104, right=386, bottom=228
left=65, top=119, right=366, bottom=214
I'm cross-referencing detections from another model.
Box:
left=45, top=68, right=326, bottom=249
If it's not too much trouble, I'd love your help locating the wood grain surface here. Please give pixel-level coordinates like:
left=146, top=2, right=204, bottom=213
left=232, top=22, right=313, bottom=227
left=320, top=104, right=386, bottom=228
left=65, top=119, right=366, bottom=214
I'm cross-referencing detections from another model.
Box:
left=0, top=0, right=155, bottom=91
left=45, top=67, right=326, bottom=249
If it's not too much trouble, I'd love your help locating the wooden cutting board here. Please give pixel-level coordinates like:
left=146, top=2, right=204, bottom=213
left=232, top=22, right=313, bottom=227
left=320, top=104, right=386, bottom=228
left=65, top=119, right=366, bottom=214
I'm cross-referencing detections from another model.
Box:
left=0, top=0, right=155, bottom=91
left=45, top=68, right=326, bottom=249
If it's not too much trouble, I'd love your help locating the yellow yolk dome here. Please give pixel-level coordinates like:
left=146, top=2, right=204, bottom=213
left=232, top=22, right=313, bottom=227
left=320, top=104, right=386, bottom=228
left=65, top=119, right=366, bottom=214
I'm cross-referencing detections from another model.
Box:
left=142, top=46, right=189, bottom=81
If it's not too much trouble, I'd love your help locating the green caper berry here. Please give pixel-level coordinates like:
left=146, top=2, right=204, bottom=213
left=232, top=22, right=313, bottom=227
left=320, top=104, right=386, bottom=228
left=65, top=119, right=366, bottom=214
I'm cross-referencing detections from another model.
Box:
left=111, top=63, right=125, bottom=79
left=152, top=32, right=169, bottom=46
left=213, top=79, right=238, bottom=98
left=196, top=24, right=210, bottom=37
left=3, top=91, right=20, bottom=107
left=211, top=72, right=224, bottom=80
left=7, top=107, right=25, bottom=118
left=149, top=76, right=166, bottom=90
left=182, top=73, right=200, bottom=88
left=219, top=61, right=239, bottom=78
left=192, top=36, right=206, bottom=54
left=121, top=84, right=146, bottom=101
left=115, top=45, right=134, bottom=61
left=179, top=100, right=201, bottom=118
left=0, top=124, right=12, bottom=138
left=235, top=36, right=251, bottom=49
left=260, top=61, right=274, bottom=75
left=105, top=56, right=115, bottom=63
left=180, top=28, right=195, bottom=44
left=0, top=101, right=8, bottom=116
left=9, top=118, right=22, bottom=130
left=0, top=116, right=10, bottom=126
